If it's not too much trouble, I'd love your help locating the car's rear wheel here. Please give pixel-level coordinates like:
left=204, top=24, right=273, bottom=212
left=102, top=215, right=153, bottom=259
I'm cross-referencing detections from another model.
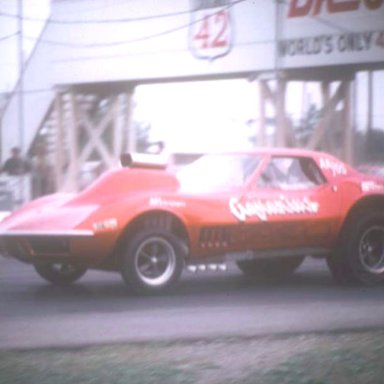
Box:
left=327, top=211, right=384, bottom=285
left=237, top=256, right=304, bottom=280
left=34, top=263, right=87, bottom=285
left=120, top=229, right=185, bottom=294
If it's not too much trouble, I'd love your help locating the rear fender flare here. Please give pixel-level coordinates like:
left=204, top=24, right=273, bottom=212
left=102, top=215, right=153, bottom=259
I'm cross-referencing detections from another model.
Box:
left=336, top=195, right=384, bottom=245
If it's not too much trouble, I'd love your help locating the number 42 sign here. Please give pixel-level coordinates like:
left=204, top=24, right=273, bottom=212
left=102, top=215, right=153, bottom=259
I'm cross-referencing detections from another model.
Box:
left=189, top=0, right=233, bottom=60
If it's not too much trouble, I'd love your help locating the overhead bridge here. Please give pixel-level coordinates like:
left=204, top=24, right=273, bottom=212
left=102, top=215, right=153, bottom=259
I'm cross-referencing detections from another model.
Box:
left=1, top=0, right=383, bottom=201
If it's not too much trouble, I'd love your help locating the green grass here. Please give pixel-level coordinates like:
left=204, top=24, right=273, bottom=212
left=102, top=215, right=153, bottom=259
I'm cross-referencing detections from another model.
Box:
left=1, top=330, right=384, bottom=384
left=237, top=333, right=384, bottom=384
left=244, top=346, right=384, bottom=384
left=0, top=348, right=196, bottom=384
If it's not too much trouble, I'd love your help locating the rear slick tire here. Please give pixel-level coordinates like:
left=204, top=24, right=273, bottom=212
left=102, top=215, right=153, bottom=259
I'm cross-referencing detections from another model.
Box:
left=327, top=211, right=384, bottom=285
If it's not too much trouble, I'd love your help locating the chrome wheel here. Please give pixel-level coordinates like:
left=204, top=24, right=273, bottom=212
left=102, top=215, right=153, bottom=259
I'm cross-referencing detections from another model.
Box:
left=120, top=229, right=185, bottom=294
left=134, top=237, right=177, bottom=287
left=359, top=226, right=384, bottom=275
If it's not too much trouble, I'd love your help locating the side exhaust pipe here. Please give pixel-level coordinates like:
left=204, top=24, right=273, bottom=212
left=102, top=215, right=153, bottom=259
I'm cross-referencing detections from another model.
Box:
left=186, top=263, right=227, bottom=273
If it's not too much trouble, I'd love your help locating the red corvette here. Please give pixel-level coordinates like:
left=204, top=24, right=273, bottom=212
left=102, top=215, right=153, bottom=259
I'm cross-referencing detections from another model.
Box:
left=1, top=148, right=384, bottom=293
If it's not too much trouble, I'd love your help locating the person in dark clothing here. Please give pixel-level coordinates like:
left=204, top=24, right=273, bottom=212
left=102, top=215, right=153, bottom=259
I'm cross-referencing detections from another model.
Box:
left=1, top=147, right=31, bottom=176
left=1, top=147, right=31, bottom=205
left=30, top=145, right=54, bottom=198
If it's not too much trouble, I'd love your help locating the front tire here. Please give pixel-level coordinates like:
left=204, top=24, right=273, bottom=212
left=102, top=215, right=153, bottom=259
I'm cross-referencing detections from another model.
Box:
left=34, top=263, right=87, bottom=285
left=237, top=256, right=304, bottom=281
left=327, top=211, right=384, bottom=285
left=120, top=229, right=185, bottom=294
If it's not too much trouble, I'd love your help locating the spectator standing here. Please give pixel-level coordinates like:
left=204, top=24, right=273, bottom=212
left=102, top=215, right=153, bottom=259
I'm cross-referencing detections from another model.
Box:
left=1, top=147, right=31, bottom=205
left=1, top=147, right=30, bottom=175
left=31, top=146, right=54, bottom=199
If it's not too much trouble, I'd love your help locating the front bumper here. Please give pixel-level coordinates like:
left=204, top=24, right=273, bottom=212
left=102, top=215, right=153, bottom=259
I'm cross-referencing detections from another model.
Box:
left=0, top=230, right=95, bottom=263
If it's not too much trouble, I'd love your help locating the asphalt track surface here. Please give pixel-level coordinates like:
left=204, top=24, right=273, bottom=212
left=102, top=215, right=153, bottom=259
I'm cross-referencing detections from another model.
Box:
left=1, top=256, right=384, bottom=350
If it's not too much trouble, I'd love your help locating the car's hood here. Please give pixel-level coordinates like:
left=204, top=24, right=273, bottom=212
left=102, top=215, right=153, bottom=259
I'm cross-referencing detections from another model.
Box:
left=0, top=193, right=97, bottom=233
left=0, top=168, right=180, bottom=234
left=72, top=168, right=179, bottom=205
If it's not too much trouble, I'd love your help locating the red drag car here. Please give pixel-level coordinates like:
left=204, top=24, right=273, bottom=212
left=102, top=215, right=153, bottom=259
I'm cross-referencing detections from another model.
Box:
left=1, top=148, right=384, bottom=293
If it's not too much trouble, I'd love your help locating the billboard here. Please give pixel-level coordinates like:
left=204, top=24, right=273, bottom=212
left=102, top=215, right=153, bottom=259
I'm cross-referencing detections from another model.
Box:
left=51, top=0, right=275, bottom=84
left=280, top=0, right=384, bottom=68
left=43, top=0, right=384, bottom=84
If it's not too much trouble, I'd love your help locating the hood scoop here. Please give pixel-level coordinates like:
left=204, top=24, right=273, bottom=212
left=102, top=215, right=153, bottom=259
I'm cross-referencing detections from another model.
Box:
left=120, top=153, right=168, bottom=170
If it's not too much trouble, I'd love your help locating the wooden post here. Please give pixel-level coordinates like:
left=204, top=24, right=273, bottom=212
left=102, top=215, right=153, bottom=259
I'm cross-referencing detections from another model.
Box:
left=258, top=80, right=267, bottom=147
left=343, top=80, right=353, bottom=164
left=113, top=94, right=123, bottom=160
left=275, top=79, right=287, bottom=147
left=54, top=90, right=64, bottom=191
left=125, top=87, right=136, bottom=153
left=307, top=82, right=345, bottom=151
left=321, top=81, right=331, bottom=151
left=79, top=95, right=118, bottom=168
left=367, top=71, right=373, bottom=134
left=67, top=89, right=80, bottom=192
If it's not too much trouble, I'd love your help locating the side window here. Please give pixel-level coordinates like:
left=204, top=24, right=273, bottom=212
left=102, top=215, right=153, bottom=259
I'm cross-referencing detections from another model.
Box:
left=258, top=157, right=326, bottom=190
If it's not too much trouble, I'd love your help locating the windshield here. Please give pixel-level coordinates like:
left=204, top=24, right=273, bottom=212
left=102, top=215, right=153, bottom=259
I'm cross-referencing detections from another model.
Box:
left=176, top=154, right=262, bottom=193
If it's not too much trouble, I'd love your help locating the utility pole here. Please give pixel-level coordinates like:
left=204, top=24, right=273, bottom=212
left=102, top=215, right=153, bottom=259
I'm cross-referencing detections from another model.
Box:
left=274, top=0, right=286, bottom=147
left=16, top=0, right=27, bottom=205
left=274, top=0, right=282, bottom=79
left=17, top=0, right=24, bottom=152
left=367, top=71, right=373, bottom=134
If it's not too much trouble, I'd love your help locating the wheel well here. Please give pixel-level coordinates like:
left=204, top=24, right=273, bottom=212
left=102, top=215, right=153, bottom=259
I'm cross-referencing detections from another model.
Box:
left=113, top=211, right=190, bottom=263
left=337, top=196, right=384, bottom=244
left=344, top=196, right=384, bottom=224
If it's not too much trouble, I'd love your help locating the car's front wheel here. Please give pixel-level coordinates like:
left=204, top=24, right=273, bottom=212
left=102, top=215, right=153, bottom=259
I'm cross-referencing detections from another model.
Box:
left=34, top=263, right=87, bottom=285
left=237, top=256, right=304, bottom=281
left=120, top=229, right=185, bottom=294
left=327, top=211, right=384, bottom=285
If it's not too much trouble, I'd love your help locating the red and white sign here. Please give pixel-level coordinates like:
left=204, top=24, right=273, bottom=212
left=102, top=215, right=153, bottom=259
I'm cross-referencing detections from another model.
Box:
left=287, top=0, right=384, bottom=18
left=189, top=0, right=233, bottom=60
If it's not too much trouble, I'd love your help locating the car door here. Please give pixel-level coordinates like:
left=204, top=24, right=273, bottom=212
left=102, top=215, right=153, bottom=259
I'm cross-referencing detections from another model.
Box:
left=229, top=155, right=341, bottom=251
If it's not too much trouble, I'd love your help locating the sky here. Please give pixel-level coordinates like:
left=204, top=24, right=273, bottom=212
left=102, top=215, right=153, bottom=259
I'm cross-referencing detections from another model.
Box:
left=0, top=0, right=50, bottom=93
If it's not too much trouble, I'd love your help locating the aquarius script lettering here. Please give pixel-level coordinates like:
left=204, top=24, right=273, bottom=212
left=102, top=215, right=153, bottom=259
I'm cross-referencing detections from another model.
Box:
left=229, top=196, right=319, bottom=222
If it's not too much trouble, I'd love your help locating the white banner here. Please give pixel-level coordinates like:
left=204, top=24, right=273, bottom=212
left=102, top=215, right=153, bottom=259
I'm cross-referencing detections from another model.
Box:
left=281, top=0, right=384, bottom=67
